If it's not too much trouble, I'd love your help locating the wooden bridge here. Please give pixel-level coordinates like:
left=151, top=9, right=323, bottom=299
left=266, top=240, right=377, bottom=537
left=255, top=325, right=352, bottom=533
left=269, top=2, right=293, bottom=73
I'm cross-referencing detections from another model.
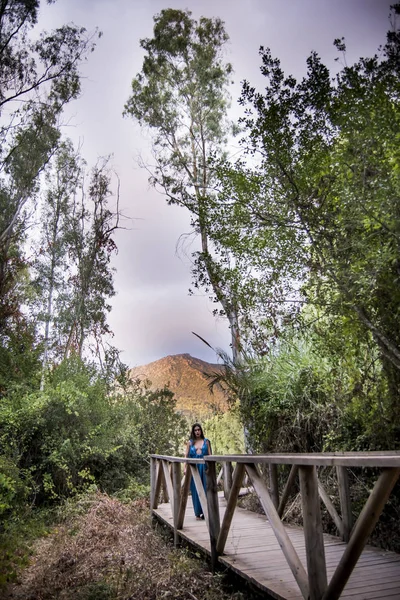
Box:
left=150, top=452, right=400, bottom=600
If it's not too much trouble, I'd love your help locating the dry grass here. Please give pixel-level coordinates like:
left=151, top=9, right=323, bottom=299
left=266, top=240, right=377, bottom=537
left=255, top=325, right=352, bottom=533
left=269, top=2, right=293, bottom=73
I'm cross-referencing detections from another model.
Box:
left=4, top=492, right=250, bottom=600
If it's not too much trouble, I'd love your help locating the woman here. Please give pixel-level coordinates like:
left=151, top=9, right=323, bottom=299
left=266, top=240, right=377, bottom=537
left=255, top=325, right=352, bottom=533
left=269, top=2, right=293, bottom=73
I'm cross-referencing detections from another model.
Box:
left=185, top=423, right=212, bottom=520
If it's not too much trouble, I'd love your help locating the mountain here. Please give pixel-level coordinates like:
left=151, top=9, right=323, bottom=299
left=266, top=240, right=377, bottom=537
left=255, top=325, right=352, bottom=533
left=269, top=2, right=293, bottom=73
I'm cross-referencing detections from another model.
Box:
left=128, top=353, right=229, bottom=417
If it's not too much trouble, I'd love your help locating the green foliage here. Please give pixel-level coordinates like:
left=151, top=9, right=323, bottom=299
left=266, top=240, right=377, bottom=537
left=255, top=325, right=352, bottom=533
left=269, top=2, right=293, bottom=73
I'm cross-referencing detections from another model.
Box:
left=198, top=5, right=400, bottom=447
left=223, top=329, right=396, bottom=454
left=0, top=357, right=187, bottom=517
left=236, top=5, right=400, bottom=384
left=204, top=404, right=244, bottom=454
left=0, top=506, right=53, bottom=588
left=0, top=1, right=99, bottom=340
left=0, top=320, right=42, bottom=396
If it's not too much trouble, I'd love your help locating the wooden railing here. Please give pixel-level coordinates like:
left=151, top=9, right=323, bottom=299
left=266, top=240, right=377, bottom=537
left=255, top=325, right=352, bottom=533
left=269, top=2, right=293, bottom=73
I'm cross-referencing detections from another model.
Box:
left=150, top=452, right=400, bottom=600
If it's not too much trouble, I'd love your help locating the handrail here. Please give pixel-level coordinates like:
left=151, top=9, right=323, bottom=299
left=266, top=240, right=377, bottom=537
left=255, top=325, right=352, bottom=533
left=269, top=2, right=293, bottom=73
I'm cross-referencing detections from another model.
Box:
left=149, top=452, right=400, bottom=600
left=205, top=452, right=400, bottom=467
left=150, top=454, right=204, bottom=463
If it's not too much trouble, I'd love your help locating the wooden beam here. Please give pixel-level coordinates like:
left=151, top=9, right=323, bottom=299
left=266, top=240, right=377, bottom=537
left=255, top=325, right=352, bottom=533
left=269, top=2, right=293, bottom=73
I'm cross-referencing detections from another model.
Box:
left=162, top=460, right=174, bottom=510
left=206, top=461, right=221, bottom=571
left=318, top=479, right=344, bottom=539
left=217, top=462, right=245, bottom=554
left=217, top=467, right=223, bottom=485
left=336, top=466, right=352, bottom=542
left=150, top=456, right=157, bottom=511
left=177, top=466, right=191, bottom=529
left=278, top=464, right=298, bottom=518
left=245, top=463, right=309, bottom=600
left=205, top=453, right=400, bottom=467
left=299, top=465, right=328, bottom=600
left=323, top=467, right=400, bottom=600
left=223, top=461, right=233, bottom=500
left=153, top=461, right=163, bottom=510
left=172, top=461, right=181, bottom=547
left=269, top=463, right=279, bottom=509
left=190, top=464, right=209, bottom=524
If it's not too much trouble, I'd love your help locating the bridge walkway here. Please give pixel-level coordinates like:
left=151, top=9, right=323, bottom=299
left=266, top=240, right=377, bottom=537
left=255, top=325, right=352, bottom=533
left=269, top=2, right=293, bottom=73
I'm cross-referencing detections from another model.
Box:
left=154, top=493, right=400, bottom=600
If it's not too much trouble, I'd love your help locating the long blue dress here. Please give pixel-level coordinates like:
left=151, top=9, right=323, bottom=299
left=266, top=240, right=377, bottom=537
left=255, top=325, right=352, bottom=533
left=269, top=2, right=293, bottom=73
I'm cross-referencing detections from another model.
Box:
left=188, top=438, right=210, bottom=517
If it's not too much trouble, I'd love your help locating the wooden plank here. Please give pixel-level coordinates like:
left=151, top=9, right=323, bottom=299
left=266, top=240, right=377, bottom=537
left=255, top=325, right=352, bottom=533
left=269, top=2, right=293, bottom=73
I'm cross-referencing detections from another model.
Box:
left=206, top=461, right=220, bottom=571
left=217, top=462, right=245, bottom=554
left=190, top=464, right=209, bottom=523
left=153, top=492, right=400, bottom=600
left=341, top=584, right=400, bottom=599
left=336, top=466, right=352, bottom=542
left=150, top=457, right=157, bottom=510
left=151, top=454, right=204, bottom=463
left=318, top=478, right=344, bottom=538
left=217, top=467, right=223, bottom=485
left=299, top=465, right=327, bottom=599
left=172, top=461, right=181, bottom=546
left=223, top=461, right=233, bottom=500
left=269, top=463, right=280, bottom=509
left=153, top=461, right=163, bottom=509
left=162, top=460, right=174, bottom=509
left=177, top=466, right=191, bottom=529
left=206, top=453, right=400, bottom=467
left=323, top=467, right=400, bottom=600
left=220, top=557, right=303, bottom=600
left=245, top=463, right=309, bottom=600
left=343, top=573, right=400, bottom=589
left=278, top=464, right=298, bottom=518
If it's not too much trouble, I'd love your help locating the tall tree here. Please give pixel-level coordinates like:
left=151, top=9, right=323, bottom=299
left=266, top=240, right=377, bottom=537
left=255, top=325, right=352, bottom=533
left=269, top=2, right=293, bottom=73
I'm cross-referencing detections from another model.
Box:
left=123, top=9, right=242, bottom=360
left=209, top=5, right=400, bottom=413
left=61, top=158, right=120, bottom=362
left=0, top=0, right=99, bottom=336
left=33, top=141, right=82, bottom=386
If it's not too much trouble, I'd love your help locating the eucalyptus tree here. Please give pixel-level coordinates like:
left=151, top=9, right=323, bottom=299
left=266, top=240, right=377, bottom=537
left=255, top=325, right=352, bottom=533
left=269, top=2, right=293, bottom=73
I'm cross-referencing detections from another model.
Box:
left=0, top=0, right=99, bottom=338
left=33, top=141, right=82, bottom=386
left=61, top=158, right=120, bottom=362
left=123, top=9, right=242, bottom=360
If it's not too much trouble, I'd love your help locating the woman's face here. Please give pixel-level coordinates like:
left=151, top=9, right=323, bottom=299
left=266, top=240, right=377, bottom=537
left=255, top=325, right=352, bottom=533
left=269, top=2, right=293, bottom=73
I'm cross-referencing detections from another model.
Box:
left=194, top=426, right=202, bottom=438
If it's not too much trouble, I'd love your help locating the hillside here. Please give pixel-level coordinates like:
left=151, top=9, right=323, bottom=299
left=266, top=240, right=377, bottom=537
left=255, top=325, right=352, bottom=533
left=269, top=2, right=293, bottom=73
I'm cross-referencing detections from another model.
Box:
left=128, top=353, right=229, bottom=417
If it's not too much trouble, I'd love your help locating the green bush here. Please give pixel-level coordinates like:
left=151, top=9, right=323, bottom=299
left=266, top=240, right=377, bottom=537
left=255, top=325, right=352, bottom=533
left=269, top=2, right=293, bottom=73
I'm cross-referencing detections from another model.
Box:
left=204, top=404, right=245, bottom=455
left=232, top=334, right=396, bottom=454
left=0, top=357, right=187, bottom=513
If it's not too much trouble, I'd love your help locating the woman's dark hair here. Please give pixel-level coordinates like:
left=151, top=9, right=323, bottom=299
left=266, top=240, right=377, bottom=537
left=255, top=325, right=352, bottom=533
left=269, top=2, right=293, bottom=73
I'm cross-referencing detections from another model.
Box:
left=190, top=423, right=204, bottom=440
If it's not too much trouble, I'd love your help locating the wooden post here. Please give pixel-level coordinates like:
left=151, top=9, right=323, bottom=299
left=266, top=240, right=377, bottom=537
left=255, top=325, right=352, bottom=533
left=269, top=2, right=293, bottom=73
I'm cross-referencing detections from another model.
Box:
left=153, top=461, right=163, bottom=510
left=269, top=463, right=279, bottom=509
left=177, top=465, right=191, bottom=529
left=223, top=461, right=233, bottom=500
left=299, top=465, right=328, bottom=600
left=278, top=464, right=298, bottom=518
left=150, top=456, right=157, bottom=511
left=217, top=462, right=245, bottom=554
left=323, top=467, right=400, bottom=600
left=336, top=466, right=352, bottom=542
left=205, top=461, right=220, bottom=572
left=172, top=461, right=181, bottom=547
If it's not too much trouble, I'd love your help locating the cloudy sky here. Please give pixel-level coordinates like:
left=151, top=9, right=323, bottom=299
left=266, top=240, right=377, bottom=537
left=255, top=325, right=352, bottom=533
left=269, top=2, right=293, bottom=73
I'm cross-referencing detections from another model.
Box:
left=38, top=0, right=393, bottom=368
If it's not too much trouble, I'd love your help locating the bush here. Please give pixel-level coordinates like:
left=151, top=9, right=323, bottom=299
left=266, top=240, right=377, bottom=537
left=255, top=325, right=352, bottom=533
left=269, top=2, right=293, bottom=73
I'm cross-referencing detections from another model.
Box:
left=0, top=357, right=187, bottom=513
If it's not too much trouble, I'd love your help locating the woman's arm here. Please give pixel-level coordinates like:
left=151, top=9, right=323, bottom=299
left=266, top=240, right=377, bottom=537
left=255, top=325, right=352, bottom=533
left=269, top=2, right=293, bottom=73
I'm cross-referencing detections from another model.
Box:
left=206, top=439, right=212, bottom=455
